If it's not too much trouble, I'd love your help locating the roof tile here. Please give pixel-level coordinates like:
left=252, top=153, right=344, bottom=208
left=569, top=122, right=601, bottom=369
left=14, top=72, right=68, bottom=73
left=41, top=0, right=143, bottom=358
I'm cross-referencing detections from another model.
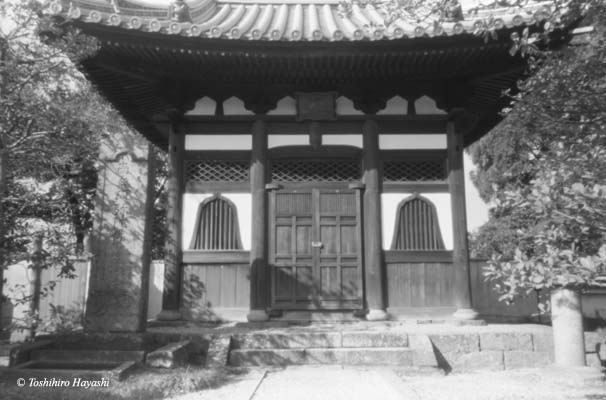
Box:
left=50, top=0, right=560, bottom=41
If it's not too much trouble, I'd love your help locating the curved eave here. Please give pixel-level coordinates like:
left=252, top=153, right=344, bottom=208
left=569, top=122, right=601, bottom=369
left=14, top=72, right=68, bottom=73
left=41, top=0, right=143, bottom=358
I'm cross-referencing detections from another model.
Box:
left=48, top=0, right=557, bottom=42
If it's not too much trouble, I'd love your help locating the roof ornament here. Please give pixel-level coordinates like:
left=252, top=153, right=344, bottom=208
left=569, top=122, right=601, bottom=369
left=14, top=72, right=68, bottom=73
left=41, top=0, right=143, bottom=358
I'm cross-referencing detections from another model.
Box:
left=168, top=0, right=192, bottom=23
left=107, top=0, right=120, bottom=14
left=443, top=0, right=463, bottom=22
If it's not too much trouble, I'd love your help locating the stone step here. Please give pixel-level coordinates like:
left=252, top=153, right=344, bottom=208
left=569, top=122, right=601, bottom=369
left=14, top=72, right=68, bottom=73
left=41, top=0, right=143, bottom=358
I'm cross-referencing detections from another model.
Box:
left=31, top=349, right=145, bottom=364
left=232, top=331, right=409, bottom=350
left=229, top=347, right=414, bottom=367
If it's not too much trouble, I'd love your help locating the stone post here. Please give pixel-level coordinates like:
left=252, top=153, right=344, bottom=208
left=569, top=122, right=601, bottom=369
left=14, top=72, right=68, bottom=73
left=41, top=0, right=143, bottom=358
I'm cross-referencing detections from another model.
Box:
left=362, top=118, right=387, bottom=321
left=551, top=288, right=586, bottom=366
left=85, top=130, right=155, bottom=332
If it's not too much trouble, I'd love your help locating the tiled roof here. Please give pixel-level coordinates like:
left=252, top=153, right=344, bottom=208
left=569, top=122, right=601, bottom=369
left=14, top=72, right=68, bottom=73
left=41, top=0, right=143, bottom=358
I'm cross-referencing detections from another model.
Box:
left=48, top=0, right=558, bottom=41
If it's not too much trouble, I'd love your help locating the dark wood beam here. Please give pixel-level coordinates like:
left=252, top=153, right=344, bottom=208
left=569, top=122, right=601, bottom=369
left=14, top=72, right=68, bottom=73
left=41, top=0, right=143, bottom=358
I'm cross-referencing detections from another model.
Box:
left=154, top=116, right=449, bottom=135
left=248, top=118, right=269, bottom=322
left=158, top=120, right=185, bottom=320
left=447, top=119, right=479, bottom=320
left=362, top=118, right=387, bottom=321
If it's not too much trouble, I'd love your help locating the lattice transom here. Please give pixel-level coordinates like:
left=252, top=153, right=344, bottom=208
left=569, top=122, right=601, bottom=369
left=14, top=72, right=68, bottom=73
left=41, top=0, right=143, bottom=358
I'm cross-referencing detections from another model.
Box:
left=186, top=160, right=249, bottom=183
left=383, top=160, right=446, bottom=182
left=271, top=159, right=360, bottom=182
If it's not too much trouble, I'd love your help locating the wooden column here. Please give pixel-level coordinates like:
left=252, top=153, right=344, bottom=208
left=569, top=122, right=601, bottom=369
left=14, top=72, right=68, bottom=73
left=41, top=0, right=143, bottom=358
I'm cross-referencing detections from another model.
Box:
left=447, top=120, right=479, bottom=320
left=247, top=118, right=269, bottom=321
left=158, top=122, right=184, bottom=320
left=362, top=119, right=388, bottom=321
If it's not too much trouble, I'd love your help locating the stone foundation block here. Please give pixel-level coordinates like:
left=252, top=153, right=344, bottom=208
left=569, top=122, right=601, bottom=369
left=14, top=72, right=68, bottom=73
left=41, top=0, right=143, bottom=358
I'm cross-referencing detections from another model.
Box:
left=480, top=332, right=533, bottom=351
left=504, top=351, right=553, bottom=369
left=429, top=334, right=480, bottom=353
left=409, top=335, right=438, bottom=367
left=306, top=348, right=414, bottom=366
left=586, top=352, right=602, bottom=369
left=146, top=340, right=191, bottom=368
left=584, top=332, right=601, bottom=353
left=341, top=331, right=408, bottom=348
left=532, top=333, right=554, bottom=353
left=446, top=351, right=504, bottom=372
left=9, top=340, right=53, bottom=367
left=31, top=349, right=145, bottom=364
left=233, top=332, right=341, bottom=349
left=229, top=349, right=307, bottom=366
left=206, top=335, right=232, bottom=368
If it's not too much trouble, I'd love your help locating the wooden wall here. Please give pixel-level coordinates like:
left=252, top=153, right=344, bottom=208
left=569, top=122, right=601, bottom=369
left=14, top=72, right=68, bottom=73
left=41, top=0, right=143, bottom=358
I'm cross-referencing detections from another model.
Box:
left=385, top=254, right=542, bottom=321
left=469, top=259, right=542, bottom=322
left=385, top=250, right=456, bottom=317
left=181, top=251, right=250, bottom=321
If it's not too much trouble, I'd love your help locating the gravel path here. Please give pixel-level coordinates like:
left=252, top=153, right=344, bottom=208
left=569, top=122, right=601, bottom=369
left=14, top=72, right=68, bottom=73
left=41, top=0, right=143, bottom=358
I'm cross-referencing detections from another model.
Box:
left=168, top=366, right=606, bottom=400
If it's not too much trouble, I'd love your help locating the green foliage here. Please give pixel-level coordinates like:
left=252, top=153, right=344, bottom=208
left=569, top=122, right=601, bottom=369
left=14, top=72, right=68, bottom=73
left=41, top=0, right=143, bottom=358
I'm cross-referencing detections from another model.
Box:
left=1, top=0, right=115, bottom=266
left=469, top=1, right=606, bottom=302
left=0, top=0, right=140, bottom=335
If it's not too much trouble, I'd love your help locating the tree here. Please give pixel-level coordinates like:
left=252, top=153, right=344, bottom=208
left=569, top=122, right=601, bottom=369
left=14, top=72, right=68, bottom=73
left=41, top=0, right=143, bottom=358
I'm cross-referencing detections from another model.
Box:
left=469, top=0, right=606, bottom=298
left=0, top=0, right=125, bottom=328
left=458, top=0, right=606, bottom=366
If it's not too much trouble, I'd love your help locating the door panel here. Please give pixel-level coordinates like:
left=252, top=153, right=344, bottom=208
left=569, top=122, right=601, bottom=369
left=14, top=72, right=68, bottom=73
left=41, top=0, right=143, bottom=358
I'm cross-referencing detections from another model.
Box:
left=269, top=188, right=362, bottom=310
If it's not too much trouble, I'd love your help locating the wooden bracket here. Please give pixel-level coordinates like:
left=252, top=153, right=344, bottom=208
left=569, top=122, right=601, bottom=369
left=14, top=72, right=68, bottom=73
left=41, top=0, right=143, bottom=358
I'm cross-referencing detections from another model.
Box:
left=348, top=182, right=365, bottom=190
left=265, top=183, right=283, bottom=190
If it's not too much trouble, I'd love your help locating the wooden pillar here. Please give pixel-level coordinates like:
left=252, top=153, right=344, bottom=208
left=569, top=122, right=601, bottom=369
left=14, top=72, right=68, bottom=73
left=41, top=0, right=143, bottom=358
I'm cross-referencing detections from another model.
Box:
left=158, top=122, right=184, bottom=320
left=447, top=120, right=478, bottom=320
left=247, top=118, right=269, bottom=321
left=362, top=119, right=388, bottom=321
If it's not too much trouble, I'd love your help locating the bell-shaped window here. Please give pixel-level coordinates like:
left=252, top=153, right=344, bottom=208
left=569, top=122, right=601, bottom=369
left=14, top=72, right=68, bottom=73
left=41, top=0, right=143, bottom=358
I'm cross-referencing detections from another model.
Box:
left=189, top=195, right=243, bottom=250
left=390, top=194, right=445, bottom=250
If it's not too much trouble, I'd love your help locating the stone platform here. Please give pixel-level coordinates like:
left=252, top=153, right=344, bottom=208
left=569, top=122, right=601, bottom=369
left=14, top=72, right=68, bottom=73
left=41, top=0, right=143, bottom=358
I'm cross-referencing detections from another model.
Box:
left=5, top=322, right=604, bottom=375
left=146, top=321, right=604, bottom=372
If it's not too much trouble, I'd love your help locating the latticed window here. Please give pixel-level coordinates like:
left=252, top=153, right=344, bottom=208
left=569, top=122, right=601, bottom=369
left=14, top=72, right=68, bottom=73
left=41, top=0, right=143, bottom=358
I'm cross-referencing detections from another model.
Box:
left=383, top=160, right=446, bottom=182
left=189, top=195, right=243, bottom=250
left=186, top=160, right=249, bottom=184
left=271, top=159, right=360, bottom=182
left=390, top=195, right=445, bottom=251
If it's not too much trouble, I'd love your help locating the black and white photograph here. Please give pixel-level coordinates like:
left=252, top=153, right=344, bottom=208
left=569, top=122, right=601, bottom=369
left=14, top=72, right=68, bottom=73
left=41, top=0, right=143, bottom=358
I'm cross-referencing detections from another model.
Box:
left=0, top=0, right=605, bottom=398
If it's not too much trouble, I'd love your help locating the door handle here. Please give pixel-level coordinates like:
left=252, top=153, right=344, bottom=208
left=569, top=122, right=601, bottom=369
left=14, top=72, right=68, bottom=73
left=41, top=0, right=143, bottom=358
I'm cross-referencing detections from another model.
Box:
left=311, top=241, right=323, bottom=248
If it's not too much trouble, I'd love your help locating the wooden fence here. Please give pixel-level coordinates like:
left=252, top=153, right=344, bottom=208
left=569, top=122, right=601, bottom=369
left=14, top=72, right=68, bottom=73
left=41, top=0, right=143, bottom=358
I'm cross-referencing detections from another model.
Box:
left=2, top=259, right=165, bottom=341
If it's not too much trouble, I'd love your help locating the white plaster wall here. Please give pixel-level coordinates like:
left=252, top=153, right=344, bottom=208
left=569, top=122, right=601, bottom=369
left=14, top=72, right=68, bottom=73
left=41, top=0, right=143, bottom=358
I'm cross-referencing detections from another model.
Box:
left=381, top=193, right=453, bottom=250
left=185, top=97, right=216, bottom=116
left=185, top=135, right=252, bottom=150
left=336, top=96, right=364, bottom=115
left=267, top=96, right=297, bottom=115
left=415, top=95, right=447, bottom=115
left=268, top=134, right=363, bottom=148
left=182, top=193, right=252, bottom=250
left=323, top=134, right=363, bottom=148
left=268, top=134, right=308, bottom=148
left=379, top=134, right=446, bottom=149
left=223, top=97, right=254, bottom=116
left=377, top=96, right=407, bottom=115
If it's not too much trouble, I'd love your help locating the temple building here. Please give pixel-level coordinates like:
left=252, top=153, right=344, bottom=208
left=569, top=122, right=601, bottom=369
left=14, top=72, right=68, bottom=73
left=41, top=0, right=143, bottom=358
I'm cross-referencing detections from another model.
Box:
left=46, top=0, right=569, bottom=328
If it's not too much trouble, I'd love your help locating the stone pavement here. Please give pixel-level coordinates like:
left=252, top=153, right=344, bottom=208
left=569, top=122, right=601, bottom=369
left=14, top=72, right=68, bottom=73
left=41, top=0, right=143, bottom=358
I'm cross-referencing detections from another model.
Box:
left=168, top=365, right=606, bottom=400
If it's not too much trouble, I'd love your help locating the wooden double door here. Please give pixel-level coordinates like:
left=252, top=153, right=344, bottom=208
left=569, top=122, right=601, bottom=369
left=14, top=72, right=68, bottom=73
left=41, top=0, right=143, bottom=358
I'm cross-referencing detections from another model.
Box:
left=269, top=188, right=363, bottom=310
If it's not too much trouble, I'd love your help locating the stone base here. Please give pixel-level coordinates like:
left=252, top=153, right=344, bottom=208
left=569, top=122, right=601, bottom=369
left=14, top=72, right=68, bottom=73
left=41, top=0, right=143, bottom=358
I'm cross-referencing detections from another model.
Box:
left=247, top=309, right=269, bottom=322
left=146, top=341, right=191, bottom=368
left=156, top=309, right=182, bottom=321
left=452, top=308, right=480, bottom=320
left=366, top=309, right=389, bottom=321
